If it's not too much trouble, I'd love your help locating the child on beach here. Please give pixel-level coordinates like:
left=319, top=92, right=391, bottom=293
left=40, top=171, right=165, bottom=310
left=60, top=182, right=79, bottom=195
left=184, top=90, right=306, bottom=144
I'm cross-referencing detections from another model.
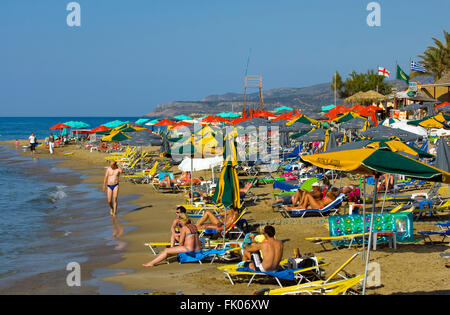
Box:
left=103, top=160, right=123, bottom=216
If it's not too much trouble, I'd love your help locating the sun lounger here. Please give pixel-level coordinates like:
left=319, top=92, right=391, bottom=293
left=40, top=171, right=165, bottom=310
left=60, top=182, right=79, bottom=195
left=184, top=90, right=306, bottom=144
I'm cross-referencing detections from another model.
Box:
left=219, top=255, right=328, bottom=287
left=277, top=193, right=345, bottom=218
left=198, top=209, right=248, bottom=241
left=305, top=233, right=368, bottom=251
left=419, top=217, right=450, bottom=244
left=258, top=252, right=361, bottom=295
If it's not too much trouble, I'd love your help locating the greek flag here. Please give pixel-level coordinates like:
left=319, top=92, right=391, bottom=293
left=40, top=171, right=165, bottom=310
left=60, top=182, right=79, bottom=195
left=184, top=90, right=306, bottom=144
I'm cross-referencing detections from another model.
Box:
left=410, top=60, right=426, bottom=73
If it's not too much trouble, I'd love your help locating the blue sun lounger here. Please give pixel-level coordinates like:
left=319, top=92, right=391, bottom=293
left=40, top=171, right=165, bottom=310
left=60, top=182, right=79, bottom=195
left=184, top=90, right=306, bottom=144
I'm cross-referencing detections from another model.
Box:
left=277, top=193, right=345, bottom=218
left=419, top=218, right=450, bottom=244
left=177, top=247, right=237, bottom=264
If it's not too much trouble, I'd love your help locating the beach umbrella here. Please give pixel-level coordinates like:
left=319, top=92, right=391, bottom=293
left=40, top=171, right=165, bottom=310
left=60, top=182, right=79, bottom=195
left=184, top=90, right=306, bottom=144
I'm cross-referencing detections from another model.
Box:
left=436, top=104, right=450, bottom=113
left=274, top=106, right=293, bottom=112
left=324, top=130, right=337, bottom=152
left=360, top=125, right=422, bottom=142
left=435, top=137, right=450, bottom=173
left=290, top=129, right=312, bottom=140
left=63, top=121, right=90, bottom=129
left=144, top=119, right=160, bottom=126
left=380, top=118, right=400, bottom=126
left=295, top=128, right=326, bottom=142
left=407, top=112, right=450, bottom=129
left=286, top=114, right=318, bottom=126
left=135, top=118, right=150, bottom=125
left=154, top=119, right=176, bottom=126
left=340, top=117, right=372, bottom=130
left=301, top=147, right=450, bottom=294
left=101, top=131, right=131, bottom=142
left=302, top=146, right=450, bottom=182
left=389, top=121, right=427, bottom=137
left=90, top=125, right=111, bottom=133
left=173, top=114, right=192, bottom=121
left=103, top=120, right=129, bottom=128
left=254, top=110, right=277, bottom=118
left=121, top=131, right=162, bottom=147
left=216, top=112, right=241, bottom=118
left=321, top=104, right=336, bottom=112
left=50, top=123, right=71, bottom=130
left=201, top=115, right=229, bottom=124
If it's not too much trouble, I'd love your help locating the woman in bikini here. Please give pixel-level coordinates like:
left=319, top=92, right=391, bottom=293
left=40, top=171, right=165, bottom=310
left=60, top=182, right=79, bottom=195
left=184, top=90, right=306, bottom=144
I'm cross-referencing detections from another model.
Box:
left=142, top=214, right=202, bottom=267
left=103, top=160, right=123, bottom=216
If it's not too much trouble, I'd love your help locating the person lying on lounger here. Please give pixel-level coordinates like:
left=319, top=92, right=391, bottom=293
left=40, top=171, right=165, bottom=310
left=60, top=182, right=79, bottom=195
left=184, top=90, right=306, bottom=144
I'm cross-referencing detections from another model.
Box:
left=143, top=213, right=201, bottom=267
left=195, top=207, right=238, bottom=233
left=377, top=174, right=394, bottom=192
left=283, top=187, right=339, bottom=210
left=160, top=174, right=174, bottom=188
left=175, top=171, right=189, bottom=185
left=239, top=181, right=254, bottom=198
left=241, top=225, right=283, bottom=272
left=276, top=182, right=323, bottom=209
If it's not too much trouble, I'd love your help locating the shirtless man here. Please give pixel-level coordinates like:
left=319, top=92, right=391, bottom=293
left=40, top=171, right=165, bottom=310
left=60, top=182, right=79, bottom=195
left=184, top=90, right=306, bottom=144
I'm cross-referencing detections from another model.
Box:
left=103, top=160, right=123, bottom=216
left=243, top=225, right=283, bottom=272
left=195, top=207, right=238, bottom=233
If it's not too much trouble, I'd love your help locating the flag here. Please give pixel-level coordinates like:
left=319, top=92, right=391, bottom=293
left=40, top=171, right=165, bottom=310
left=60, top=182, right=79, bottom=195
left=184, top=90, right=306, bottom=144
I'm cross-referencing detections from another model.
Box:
left=410, top=60, right=426, bottom=73
left=396, top=65, right=410, bottom=84
left=378, top=67, right=390, bottom=78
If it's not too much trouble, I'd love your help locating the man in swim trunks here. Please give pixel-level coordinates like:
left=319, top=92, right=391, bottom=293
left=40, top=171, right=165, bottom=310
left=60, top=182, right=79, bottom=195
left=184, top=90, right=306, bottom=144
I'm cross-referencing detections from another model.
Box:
left=243, top=226, right=283, bottom=272
left=103, top=160, right=123, bottom=216
left=170, top=206, right=187, bottom=247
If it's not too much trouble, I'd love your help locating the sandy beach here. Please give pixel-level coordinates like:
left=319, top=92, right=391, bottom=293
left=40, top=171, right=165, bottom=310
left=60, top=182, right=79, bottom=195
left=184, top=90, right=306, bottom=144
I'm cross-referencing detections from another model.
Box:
left=3, top=140, right=449, bottom=295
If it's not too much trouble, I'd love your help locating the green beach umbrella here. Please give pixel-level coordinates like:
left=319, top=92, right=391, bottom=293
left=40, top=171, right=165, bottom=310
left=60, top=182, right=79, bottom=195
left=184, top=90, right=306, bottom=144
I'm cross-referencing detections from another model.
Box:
left=101, top=131, right=131, bottom=142
left=63, top=121, right=90, bottom=129
left=216, top=112, right=241, bottom=118
left=274, top=106, right=293, bottom=112
left=135, top=118, right=150, bottom=125
left=103, top=120, right=129, bottom=128
left=173, top=114, right=192, bottom=121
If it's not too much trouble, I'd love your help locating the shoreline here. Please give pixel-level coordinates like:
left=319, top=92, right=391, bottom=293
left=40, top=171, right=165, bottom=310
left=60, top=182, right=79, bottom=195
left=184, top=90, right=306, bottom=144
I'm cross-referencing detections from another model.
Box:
left=1, top=140, right=450, bottom=295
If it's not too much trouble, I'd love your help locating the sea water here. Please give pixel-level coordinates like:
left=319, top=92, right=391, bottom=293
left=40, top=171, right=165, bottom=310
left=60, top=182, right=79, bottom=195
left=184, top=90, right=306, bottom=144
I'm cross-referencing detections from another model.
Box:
left=0, top=144, right=137, bottom=294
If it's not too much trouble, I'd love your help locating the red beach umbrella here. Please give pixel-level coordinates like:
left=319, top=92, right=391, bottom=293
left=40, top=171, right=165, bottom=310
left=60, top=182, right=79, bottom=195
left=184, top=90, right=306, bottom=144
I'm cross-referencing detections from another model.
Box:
left=50, top=123, right=71, bottom=130
left=90, top=125, right=111, bottom=133
left=154, top=119, right=176, bottom=126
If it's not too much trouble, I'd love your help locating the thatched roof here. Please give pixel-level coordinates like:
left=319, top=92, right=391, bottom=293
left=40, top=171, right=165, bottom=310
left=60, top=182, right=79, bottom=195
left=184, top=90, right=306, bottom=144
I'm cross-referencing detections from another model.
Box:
left=345, top=90, right=386, bottom=104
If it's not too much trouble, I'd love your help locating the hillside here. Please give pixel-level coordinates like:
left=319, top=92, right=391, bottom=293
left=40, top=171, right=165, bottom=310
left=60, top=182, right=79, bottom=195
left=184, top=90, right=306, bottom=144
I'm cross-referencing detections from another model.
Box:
left=144, top=77, right=433, bottom=118
left=146, top=82, right=342, bottom=118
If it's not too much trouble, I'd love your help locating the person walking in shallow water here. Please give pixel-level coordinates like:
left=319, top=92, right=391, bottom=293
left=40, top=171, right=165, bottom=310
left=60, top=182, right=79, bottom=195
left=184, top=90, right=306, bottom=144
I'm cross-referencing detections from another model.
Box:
left=29, top=132, right=36, bottom=155
left=103, top=160, right=123, bottom=216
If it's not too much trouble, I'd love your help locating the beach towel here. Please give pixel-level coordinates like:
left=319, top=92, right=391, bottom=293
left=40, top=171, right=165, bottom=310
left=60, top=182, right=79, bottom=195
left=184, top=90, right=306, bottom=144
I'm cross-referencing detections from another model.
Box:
left=235, top=267, right=296, bottom=281
left=273, top=181, right=299, bottom=192
left=177, top=248, right=232, bottom=263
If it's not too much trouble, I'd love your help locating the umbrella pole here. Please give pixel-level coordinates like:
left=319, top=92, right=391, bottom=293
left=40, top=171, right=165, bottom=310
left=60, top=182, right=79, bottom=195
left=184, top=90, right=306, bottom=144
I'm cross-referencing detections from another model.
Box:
left=362, top=175, right=366, bottom=260
left=363, top=175, right=379, bottom=295
left=190, top=157, right=194, bottom=205
left=381, top=174, right=389, bottom=213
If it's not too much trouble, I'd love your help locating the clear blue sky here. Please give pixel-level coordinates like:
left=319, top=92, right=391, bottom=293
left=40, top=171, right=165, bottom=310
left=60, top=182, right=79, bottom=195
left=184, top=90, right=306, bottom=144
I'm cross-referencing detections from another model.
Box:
left=0, top=0, right=449, bottom=116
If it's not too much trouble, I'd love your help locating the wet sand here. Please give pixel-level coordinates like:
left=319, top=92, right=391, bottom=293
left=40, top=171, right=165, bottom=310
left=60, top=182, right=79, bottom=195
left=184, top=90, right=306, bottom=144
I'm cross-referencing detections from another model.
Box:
left=3, top=140, right=450, bottom=295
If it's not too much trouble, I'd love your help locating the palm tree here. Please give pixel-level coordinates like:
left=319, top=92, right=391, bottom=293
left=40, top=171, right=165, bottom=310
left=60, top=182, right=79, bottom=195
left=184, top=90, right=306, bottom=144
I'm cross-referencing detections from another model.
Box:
left=411, top=30, right=450, bottom=81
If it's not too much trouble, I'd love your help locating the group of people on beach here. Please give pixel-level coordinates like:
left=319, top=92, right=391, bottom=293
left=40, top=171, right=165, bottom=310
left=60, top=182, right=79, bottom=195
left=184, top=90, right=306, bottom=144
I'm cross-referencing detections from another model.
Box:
left=142, top=205, right=283, bottom=272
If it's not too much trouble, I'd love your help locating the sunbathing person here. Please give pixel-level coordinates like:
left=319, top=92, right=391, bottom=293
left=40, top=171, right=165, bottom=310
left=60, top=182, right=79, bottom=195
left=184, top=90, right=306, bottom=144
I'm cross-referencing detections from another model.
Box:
left=239, top=181, right=254, bottom=198
left=143, top=213, right=201, bottom=267
left=377, top=174, right=394, bottom=192
left=242, top=225, right=283, bottom=272
left=278, top=182, right=322, bottom=210
left=285, top=187, right=339, bottom=210
left=170, top=206, right=187, bottom=247
left=175, top=171, right=189, bottom=185
left=160, top=174, right=174, bottom=188
left=195, top=207, right=239, bottom=233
